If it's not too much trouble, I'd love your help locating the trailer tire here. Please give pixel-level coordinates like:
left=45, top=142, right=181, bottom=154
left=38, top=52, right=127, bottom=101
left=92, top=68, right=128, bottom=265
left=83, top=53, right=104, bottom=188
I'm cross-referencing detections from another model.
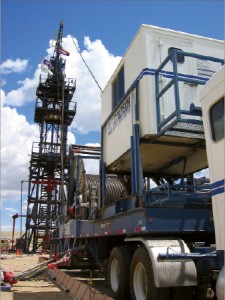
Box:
left=170, top=286, right=193, bottom=300
left=130, top=246, right=169, bottom=300
left=195, top=287, right=209, bottom=299
left=108, top=246, right=131, bottom=300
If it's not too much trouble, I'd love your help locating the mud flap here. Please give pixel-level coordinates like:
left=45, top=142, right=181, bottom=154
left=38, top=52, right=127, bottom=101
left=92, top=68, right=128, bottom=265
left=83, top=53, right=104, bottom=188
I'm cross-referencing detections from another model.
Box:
left=125, top=237, right=197, bottom=288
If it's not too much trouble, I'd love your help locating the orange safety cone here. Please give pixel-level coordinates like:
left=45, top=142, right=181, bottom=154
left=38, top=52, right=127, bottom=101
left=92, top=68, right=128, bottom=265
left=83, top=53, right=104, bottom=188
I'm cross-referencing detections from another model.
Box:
left=16, top=249, right=20, bottom=256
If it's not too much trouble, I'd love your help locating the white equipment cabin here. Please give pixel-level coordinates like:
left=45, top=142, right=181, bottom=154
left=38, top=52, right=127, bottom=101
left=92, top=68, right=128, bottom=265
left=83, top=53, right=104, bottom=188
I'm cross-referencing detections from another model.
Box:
left=200, top=65, right=225, bottom=300
left=201, top=65, right=225, bottom=251
left=101, top=25, right=224, bottom=179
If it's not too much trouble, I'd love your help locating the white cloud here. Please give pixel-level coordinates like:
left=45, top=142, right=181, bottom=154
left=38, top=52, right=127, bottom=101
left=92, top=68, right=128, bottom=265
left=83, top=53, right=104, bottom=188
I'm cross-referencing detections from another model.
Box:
left=63, top=35, right=121, bottom=133
left=2, top=66, right=41, bottom=106
left=0, top=105, right=76, bottom=203
left=1, top=89, right=6, bottom=105
left=5, top=207, right=18, bottom=214
left=1, top=106, right=39, bottom=200
left=1, top=36, right=121, bottom=132
left=82, top=142, right=101, bottom=174
left=195, top=168, right=209, bottom=179
left=1, top=58, right=28, bottom=74
left=1, top=78, right=7, bottom=87
left=22, top=202, right=28, bottom=214
left=67, top=131, right=76, bottom=145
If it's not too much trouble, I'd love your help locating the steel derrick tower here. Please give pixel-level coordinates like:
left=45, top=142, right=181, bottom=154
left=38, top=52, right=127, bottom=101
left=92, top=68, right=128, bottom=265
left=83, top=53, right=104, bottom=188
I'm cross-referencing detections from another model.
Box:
left=24, top=22, right=76, bottom=252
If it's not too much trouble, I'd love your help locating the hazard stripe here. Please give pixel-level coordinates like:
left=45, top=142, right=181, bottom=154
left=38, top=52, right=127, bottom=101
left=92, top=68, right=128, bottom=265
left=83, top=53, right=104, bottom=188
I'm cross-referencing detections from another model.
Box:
left=82, top=286, right=89, bottom=299
left=74, top=282, right=82, bottom=296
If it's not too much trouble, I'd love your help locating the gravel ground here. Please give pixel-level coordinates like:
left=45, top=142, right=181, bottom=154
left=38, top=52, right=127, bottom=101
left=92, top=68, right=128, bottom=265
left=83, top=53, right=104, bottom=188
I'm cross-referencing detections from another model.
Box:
left=0, top=254, right=72, bottom=300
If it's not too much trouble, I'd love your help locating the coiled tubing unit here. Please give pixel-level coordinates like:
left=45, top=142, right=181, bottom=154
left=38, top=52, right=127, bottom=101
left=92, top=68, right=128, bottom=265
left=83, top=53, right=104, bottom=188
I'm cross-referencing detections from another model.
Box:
left=76, top=173, right=126, bottom=208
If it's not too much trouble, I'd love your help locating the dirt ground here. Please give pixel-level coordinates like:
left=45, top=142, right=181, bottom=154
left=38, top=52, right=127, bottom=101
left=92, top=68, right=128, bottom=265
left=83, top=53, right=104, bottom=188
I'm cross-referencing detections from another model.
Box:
left=0, top=254, right=72, bottom=300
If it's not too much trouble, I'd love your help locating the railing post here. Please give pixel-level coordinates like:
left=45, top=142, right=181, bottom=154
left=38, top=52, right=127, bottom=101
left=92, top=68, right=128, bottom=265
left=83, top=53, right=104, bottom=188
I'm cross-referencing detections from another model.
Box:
left=172, top=50, right=181, bottom=120
left=130, top=136, right=136, bottom=194
left=155, top=70, right=160, bottom=134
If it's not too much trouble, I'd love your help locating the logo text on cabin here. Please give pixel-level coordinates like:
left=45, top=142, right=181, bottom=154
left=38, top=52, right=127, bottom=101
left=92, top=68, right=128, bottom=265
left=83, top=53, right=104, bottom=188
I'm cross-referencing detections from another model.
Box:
left=107, top=97, right=131, bottom=135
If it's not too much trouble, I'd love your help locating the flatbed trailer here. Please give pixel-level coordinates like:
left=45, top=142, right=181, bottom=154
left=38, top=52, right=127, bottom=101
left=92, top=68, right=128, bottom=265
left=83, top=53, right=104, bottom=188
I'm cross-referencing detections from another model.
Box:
left=52, top=148, right=222, bottom=299
left=50, top=34, right=224, bottom=299
left=23, top=23, right=224, bottom=299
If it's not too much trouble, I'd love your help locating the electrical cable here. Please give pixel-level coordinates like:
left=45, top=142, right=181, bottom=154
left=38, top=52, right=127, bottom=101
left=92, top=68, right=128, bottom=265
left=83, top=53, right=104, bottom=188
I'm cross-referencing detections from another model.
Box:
left=65, top=27, right=103, bottom=93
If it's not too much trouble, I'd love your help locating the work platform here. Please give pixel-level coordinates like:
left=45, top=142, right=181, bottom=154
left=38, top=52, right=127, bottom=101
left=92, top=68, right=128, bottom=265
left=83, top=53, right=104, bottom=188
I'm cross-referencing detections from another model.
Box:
left=36, top=74, right=76, bottom=102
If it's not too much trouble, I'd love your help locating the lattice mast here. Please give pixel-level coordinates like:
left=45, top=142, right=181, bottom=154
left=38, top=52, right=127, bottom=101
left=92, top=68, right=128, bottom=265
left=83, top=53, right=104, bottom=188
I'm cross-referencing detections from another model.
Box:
left=24, top=21, right=76, bottom=252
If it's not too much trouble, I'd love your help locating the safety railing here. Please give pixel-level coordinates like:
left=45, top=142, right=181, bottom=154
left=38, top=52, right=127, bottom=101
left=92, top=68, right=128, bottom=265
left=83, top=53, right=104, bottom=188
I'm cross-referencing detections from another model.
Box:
left=155, top=49, right=224, bottom=138
left=144, top=181, right=211, bottom=208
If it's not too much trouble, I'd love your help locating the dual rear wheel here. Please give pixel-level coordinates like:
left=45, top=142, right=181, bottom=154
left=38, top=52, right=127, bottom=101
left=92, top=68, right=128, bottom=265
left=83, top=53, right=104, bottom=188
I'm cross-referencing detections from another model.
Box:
left=108, top=246, right=193, bottom=300
left=130, top=247, right=169, bottom=300
left=108, top=246, right=131, bottom=299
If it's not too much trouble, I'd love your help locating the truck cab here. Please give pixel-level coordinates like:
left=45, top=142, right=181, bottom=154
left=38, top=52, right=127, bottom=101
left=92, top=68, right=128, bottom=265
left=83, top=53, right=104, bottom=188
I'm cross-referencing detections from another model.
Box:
left=200, top=65, right=225, bottom=299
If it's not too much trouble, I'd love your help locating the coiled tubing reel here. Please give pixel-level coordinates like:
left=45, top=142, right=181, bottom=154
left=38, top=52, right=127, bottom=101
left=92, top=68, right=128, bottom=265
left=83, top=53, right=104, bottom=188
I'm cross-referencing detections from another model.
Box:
left=68, top=157, right=129, bottom=220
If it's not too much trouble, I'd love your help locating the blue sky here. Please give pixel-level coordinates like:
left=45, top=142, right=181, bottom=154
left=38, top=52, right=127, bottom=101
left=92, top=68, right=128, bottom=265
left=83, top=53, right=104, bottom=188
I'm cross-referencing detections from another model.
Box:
left=1, top=0, right=224, bottom=232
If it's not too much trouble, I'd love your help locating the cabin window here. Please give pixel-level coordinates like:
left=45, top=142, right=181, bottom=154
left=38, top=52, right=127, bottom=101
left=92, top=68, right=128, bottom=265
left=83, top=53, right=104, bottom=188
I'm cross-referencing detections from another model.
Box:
left=113, top=66, right=125, bottom=108
left=168, top=47, right=185, bottom=64
left=210, top=97, right=224, bottom=141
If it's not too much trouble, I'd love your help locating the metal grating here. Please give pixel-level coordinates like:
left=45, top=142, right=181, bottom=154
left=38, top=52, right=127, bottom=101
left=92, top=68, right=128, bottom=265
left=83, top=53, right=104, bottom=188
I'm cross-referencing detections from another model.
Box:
left=163, top=121, right=205, bottom=139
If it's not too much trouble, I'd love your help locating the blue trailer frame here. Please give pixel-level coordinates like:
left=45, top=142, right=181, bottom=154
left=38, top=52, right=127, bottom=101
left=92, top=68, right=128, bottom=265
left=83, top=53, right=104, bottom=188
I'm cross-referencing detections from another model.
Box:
left=50, top=50, right=224, bottom=295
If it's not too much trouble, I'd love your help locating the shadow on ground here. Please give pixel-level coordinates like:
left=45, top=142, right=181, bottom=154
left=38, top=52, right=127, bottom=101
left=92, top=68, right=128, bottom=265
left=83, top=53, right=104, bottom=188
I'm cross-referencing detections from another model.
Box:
left=13, top=291, right=71, bottom=300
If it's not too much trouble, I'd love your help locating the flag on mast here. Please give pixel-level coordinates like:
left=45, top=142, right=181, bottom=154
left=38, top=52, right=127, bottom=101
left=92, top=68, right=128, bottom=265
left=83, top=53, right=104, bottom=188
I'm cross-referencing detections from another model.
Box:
left=42, top=59, right=54, bottom=70
left=58, top=46, right=70, bottom=56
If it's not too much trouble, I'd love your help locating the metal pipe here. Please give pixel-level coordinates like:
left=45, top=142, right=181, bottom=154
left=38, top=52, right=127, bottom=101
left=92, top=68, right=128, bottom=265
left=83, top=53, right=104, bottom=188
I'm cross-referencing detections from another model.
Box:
left=20, top=180, right=28, bottom=250
left=11, top=215, right=17, bottom=250
left=158, top=251, right=217, bottom=262
left=14, top=258, right=54, bottom=280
